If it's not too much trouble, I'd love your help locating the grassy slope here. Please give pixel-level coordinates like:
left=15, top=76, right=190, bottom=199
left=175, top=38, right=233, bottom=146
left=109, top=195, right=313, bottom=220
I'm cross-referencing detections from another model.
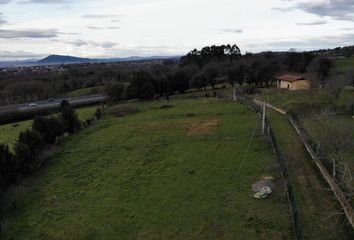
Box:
left=267, top=110, right=353, bottom=239
left=336, top=57, right=354, bottom=71
left=1, top=98, right=290, bottom=240
left=255, top=87, right=354, bottom=171
left=257, top=87, right=354, bottom=111
left=66, top=87, right=101, bottom=98
left=0, top=106, right=98, bottom=149
left=0, top=120, right=32, bottom=147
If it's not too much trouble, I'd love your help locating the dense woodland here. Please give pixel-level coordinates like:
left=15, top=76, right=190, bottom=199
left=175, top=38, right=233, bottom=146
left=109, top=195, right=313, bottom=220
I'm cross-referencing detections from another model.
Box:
left=1, top=44, right=354, bottom=105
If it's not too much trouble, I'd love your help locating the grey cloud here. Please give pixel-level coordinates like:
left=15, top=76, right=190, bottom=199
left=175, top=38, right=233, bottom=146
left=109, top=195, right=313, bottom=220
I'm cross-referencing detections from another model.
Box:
left=66, top=39, right=87, bottom=47
left=87, top=26, right=120, bottom=30
left=220, top=28, right=243, bottom=33
left=0, top=0, right=11, bottom=4
left=0, top=13, right=7, bottom=25
left=296, top=20, right=328, bottom=26
left=0, top=50, right=46, bottom=60
left=245, top=33, right=354, bottom=51
left=279, top=0, right=354, bottom=21
left=0, top=29, right=59, bottom=39
left=81, top=14, right=121, bottom=19
left=65, top=39, right=117, bottom=48
left=18, top=0, right=71, bottom=4
left=341, top=27, right=354, bottom=31
left=95, top=41, right=117, bottom=48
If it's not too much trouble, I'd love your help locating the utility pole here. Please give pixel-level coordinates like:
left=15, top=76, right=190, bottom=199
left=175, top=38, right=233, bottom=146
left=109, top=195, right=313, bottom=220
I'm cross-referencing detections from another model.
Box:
left=5, top=91, right=10, bottom=106
left=233, top=84, right=236, bottom=101
left=262, top=100, right=266, bottom=135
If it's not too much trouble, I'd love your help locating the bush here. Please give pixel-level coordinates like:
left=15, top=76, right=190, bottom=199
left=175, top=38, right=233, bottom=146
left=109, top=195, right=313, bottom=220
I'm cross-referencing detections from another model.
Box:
left=95, top=108, right=103, bottom=119
left=106, top=83, right=125, bottom=102
left=17, top=130, right=44, bottom=155
left=14, top=142, right=36, bottom=176
left=85, top=118, right=95, bottom=126
left=0, top=144, right=15, bottom=188
left=140, top=82, right=155, bottom=99
left=32, top=116, right=65, bottom=145
left=60, top=101, right=81, bottom=134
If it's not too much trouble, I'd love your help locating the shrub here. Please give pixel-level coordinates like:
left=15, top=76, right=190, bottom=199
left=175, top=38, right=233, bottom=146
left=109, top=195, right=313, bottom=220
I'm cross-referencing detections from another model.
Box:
left=95, top=108, right=103, bottom=119
left=17, top=130, right=44, bottom=155
left=85, top=118, right=95, bottom=126
left=0, top=144, right=15, bottom=188
left=60, top=101, right=81, bottom=134
left=32, top=116, right=65, bottom=145
left=106, top=83, right=125, bottom=102
left=140, top=82, right=155, bottom=99
left=14, top=142, right=35, bottom=176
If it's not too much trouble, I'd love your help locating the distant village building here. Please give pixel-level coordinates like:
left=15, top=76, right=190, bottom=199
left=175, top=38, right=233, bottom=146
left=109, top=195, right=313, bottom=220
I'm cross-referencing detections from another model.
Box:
left=276, top=74, right=310, bottom=91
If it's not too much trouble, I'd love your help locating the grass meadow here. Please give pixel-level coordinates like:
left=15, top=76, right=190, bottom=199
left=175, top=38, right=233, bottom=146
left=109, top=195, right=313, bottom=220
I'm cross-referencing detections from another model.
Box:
left=67, top=87, right=104, bottom=98
left=336, top=57, right=354, bottom=71
left=1, top=98, right=291, bottom=240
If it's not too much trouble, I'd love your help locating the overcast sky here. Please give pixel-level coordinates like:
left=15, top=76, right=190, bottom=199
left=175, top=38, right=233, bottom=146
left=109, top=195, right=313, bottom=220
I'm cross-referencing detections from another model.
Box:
left=0, top=0, right=353, bottom=60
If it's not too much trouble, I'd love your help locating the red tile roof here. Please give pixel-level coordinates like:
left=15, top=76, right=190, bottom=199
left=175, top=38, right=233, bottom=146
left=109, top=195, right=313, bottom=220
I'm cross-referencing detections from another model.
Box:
left=277, top=74, right=304, bottom=82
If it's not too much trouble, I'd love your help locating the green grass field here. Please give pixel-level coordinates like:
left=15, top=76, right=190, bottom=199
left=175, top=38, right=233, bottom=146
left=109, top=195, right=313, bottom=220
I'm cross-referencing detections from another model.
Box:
left=1, top=98, right=291, bottom=240
left=0, top=106, right=98, bottom=149
left=336, top=57, right=354, bottom=71
left=267, top=110, right=353, bottom=239
left=67, top=87, right=104, bottom=98
left=257, top=87, right=354, bottom=112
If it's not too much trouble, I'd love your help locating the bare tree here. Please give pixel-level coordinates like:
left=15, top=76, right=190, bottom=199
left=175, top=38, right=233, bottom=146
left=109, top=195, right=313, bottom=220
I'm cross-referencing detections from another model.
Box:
left=307, top=57, right=332, bottom=89
left=311, top=112, right=354, bottom=181
left=326, top=70, right=347, bottom=100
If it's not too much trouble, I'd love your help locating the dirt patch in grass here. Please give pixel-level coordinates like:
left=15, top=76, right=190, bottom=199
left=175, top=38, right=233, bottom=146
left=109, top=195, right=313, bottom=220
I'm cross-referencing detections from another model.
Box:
left=187, top=119, right=220, bottom=136
left=111, top=106, right=140, bottom=117
left=141, top=120, right=191, bottom=131
left=159, top=104, right=173, bottom=109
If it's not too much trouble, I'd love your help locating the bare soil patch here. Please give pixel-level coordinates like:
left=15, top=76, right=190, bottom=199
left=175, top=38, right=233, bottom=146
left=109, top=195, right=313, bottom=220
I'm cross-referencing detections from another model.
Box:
left=111, top=106, right=139, bottom=117
left=187, top=119, right=220, bottom=136
left=140, top=120, right=191, bottom=132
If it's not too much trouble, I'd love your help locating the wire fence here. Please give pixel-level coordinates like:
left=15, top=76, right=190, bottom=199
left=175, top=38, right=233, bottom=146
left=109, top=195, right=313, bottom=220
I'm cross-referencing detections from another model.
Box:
left=248, top=96, right=354, bottom=230
left=226, top=95, right=303, bottom=240
left=288, top=114, right=354, bottom=229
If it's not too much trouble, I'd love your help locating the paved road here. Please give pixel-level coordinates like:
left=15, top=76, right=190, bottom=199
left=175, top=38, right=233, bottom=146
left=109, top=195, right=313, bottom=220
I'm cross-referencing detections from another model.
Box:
left=0, top=94, right=107, bottom=113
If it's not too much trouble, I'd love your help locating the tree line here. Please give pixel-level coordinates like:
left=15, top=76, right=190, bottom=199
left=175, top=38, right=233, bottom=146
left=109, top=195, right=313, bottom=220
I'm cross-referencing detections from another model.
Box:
left=1, top=44, right=353, bottom=106
left=105, top=44, right=347, bottom=101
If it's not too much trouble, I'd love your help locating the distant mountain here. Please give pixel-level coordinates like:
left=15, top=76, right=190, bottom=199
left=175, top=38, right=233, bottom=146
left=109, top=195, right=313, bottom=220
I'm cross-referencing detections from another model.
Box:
left=37, top=55, right=180, bottom=65
left=0, top=55, right=181, bottom=68
left=37, top=55, right=95, bottom=64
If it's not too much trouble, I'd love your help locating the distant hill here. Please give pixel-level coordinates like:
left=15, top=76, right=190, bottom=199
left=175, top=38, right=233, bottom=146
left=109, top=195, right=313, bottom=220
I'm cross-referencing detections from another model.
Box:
left=37, top=55, right=95, bottom=64
left=0, top=55, right=180, bottom=68
left=310, top=45, right=354, bottom=57
left=37, top=55, right=180, bottom=65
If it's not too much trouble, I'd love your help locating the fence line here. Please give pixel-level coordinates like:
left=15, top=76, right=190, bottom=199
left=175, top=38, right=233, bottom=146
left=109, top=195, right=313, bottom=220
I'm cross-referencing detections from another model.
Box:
left=227, top=96, right=303, bottom=240
left=251, top=97, right=354, bottom=229
left=253, top=99, right=287, bottom=115
left=289, top=116, right=354, bottom=229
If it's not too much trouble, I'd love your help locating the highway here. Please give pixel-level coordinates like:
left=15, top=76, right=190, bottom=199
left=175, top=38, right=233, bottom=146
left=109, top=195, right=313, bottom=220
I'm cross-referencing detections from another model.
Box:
left=0, top=94, right=107, bottom=113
